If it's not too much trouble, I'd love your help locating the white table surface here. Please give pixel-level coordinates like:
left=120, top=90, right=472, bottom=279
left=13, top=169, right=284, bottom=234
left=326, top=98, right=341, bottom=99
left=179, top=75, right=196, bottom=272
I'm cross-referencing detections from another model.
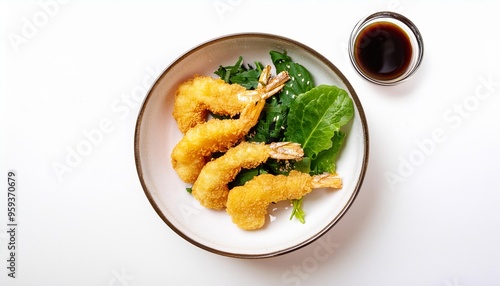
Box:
left=1, top=0, right=499, bottom=285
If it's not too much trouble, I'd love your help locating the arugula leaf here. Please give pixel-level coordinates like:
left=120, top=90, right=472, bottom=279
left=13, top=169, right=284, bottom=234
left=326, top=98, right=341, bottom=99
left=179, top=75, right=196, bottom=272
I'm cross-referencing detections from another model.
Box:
left=214, top=56, right=244, bottom=83
left=214, top=56, right=264, bottom=89
left=247, top=96, right=285, bottom=143
left=284, top=85, right=353, bottom=160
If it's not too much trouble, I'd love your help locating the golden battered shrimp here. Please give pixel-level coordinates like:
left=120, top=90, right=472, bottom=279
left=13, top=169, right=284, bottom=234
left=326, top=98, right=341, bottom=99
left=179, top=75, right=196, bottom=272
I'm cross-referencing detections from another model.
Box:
left=171, top=99, right=266, bottom=183
left=226, top=170, right=342, bottom=230
left=192, top=141, right=304, bottom=210
left=171, top=67, right=290, bottom=183
left=173, top=66, right=289, bottom=133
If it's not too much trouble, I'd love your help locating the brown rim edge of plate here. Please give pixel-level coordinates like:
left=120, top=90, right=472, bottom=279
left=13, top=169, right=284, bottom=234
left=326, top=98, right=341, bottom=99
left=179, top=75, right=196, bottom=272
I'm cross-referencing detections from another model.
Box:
left=134, top=32, right=370, bottom=259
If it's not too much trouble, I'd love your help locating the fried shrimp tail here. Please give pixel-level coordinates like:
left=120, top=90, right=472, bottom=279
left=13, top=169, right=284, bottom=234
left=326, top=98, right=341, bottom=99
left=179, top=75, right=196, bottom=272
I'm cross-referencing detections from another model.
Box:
left=192, top=142, right=304, bottom=210
left=173, top=66, right=289, bottom=133
left=171, top=67, right=290, bottom=183
left=226, top=170, right=342, bottom=230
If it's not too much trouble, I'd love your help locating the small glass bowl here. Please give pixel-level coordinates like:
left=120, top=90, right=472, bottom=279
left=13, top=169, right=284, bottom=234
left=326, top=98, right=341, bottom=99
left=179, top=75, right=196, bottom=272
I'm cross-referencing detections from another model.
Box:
left=348, top=11, right=424, bottom=85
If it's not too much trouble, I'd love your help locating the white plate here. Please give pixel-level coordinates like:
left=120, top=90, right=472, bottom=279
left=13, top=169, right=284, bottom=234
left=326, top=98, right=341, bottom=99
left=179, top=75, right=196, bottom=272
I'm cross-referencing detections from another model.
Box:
left=134, top=33, right=369, bottom=258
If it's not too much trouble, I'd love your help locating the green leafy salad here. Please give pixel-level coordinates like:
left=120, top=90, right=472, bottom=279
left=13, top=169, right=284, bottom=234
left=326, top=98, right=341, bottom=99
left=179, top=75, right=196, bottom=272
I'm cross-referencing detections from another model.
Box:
left=214, top=51, right=354, bottom=223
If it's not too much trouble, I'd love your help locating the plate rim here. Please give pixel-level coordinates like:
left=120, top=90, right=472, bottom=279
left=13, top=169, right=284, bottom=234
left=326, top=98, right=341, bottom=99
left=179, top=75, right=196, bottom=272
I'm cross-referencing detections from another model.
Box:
left=134, top=32, right=370, bottom=259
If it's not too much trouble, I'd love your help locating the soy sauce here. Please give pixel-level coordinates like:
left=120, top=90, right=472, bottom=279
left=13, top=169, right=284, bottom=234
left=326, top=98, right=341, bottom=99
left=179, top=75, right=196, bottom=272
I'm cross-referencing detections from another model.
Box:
left=354, top=21, right=412, bottom=81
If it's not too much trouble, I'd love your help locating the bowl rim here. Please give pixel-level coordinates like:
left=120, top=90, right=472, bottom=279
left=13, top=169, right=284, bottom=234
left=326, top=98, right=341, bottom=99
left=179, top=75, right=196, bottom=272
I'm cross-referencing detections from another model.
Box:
left=134, top=32, right=370, bottom=259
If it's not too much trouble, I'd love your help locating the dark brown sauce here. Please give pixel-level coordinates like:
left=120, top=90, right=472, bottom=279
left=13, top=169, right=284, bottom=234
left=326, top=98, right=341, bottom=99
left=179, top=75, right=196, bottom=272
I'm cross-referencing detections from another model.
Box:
left=354, top=21, right=412, bottom=80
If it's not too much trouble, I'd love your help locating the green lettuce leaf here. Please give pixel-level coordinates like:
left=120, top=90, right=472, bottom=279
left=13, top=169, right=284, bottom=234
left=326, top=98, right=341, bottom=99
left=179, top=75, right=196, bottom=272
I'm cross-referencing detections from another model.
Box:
left=311, top=131, right=346, bottom=174
left=284, top=85, right=353, bottom=160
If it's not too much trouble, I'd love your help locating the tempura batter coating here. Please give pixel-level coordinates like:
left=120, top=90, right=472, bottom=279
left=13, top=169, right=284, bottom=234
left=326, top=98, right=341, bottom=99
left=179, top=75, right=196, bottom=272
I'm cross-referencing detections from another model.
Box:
left=192, top=142, right=304, bottom=210
left=171, top=66, right=290, bottom=183
left=173, top=67, right=290, bottom=134
left=226, top=171, right=342, bottom=230
left=173, top=76, right=248, bottom=134
left=171, top=100, right=265, bottom=183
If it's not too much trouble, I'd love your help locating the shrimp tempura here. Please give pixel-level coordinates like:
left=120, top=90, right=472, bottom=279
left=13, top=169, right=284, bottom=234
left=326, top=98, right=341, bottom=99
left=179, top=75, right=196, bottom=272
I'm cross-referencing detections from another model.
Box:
left=171, top=100, right=265, bottom=183
left=171, top=66, right=290, bottom=183
left=173, top=76, right=248, bottom=134
left=192, top=141, right=304, bottom=210
left=226, top=170, right=342, bottom=230
left=173, top=67, right=290, bottom=133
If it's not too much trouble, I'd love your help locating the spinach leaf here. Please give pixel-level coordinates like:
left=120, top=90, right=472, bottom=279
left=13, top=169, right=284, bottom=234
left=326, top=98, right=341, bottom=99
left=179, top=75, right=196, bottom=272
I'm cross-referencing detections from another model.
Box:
left=248, top=51, right=315, bottom=143
left=229, top=167, right=268, bottom=189
left=270, top=50, right=315, bottom=106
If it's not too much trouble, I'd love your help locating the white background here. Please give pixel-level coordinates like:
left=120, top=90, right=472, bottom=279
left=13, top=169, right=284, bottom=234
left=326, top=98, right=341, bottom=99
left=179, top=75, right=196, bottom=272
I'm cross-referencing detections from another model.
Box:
left=1, top=0, right=499, bottom=285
